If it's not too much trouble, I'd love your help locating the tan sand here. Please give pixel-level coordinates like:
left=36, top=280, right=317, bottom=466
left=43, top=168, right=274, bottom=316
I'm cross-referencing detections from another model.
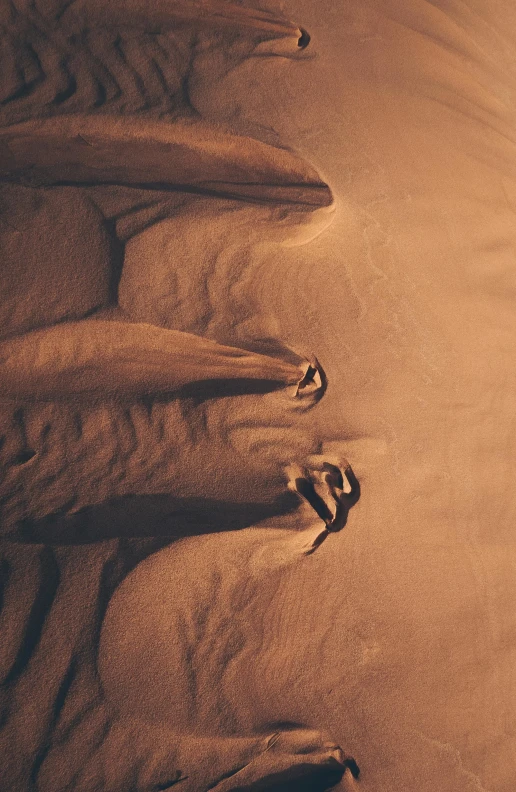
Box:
left=1, top=0, right=516, bottom=790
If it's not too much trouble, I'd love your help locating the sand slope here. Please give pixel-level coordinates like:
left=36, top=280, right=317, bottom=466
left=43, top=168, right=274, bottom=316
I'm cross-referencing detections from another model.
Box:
left=1, top=0, right=516, bottom=790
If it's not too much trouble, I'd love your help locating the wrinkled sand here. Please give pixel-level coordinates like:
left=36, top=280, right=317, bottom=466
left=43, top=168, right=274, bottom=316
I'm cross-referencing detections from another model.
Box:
left=2, top=1, right=516, bottom=790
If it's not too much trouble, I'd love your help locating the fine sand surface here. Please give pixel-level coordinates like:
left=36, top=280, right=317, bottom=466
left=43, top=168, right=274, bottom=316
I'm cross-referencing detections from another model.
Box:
left=2, top=1, right=516, bottom=790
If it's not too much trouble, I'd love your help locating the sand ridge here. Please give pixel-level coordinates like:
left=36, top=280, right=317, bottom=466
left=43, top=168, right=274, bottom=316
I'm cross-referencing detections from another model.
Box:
left=2, top=0, right=516, bottom=790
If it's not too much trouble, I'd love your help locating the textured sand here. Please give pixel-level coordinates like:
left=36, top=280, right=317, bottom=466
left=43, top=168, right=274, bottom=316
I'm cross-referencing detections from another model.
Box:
left=2, top=0, right=516, bottom=790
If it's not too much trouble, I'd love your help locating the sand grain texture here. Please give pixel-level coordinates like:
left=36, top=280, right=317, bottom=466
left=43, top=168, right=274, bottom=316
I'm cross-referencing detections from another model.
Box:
left=1, top=0, right=516, bottom=790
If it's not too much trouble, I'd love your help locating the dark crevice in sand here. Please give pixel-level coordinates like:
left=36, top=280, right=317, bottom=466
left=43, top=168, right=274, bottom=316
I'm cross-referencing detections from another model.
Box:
left=92, top=549, right=127, bottom=651
left=51, top=56, right=77, bottom=105
left=91, top=73, right=108, bottom=108
left=343, top=757, right=360, bottom=779
left=3, top=546, right=60, bottom=685
left=11, top=448, right=37, bottom=464
left=178, top=30, right=201, bottom=118
left=30, top=654, right=78, bottom=785
left=38, top=180, right=333, bottom=207
left=86, top=34, right=125, bottom=109
left=11, top=490, right=299, bottom=544
left=12, top=407, right=30, bottom=462
left=55, top=692, right=102, bottom=749
left=176, top=396, right=209, bottom=447
left=172, top=376, right=298, bottom=403
left=154, top=777, right=189, bottom=789
left=1, top=75, right=38, bottom=106
left=217, top=763, right=345, bottom=792
left=90, top=539, right=170, bottom=658
left=206, top=762, right=248, bottom=790
left=103, top=217, right=125, bottom=305
left=55, top=1, right=78, bottom=23
left=293, top=476, right=335, bottom=525
left=0, top=557, right=9, bottom=615
left=0, top=38, right=45, bottom=106
left=297, top=28, right=310, bottom=49
left=112, top=34, right=148, bottom=109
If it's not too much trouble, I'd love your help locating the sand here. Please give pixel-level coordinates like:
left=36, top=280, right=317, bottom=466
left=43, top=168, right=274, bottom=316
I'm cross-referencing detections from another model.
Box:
left=1, top=0, right=516, bottom=790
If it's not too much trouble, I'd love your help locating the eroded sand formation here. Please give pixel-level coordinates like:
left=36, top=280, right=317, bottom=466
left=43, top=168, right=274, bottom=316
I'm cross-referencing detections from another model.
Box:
left=2, top=0, right=516, bottom=791
left=0, top=1, right=358, bottom=790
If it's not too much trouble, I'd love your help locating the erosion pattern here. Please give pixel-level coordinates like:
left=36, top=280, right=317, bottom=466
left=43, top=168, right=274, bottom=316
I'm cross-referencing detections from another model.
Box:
left=0, top=1, right=358, bottom=790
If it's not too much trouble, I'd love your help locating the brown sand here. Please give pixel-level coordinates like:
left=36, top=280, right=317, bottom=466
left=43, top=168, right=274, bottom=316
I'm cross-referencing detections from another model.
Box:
left=1, top=0, right=516, bottom=790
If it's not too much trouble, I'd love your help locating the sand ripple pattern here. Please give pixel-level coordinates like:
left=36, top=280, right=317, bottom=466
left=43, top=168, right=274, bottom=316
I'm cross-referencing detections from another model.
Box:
left=0, top=2, right=194, bottom=125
